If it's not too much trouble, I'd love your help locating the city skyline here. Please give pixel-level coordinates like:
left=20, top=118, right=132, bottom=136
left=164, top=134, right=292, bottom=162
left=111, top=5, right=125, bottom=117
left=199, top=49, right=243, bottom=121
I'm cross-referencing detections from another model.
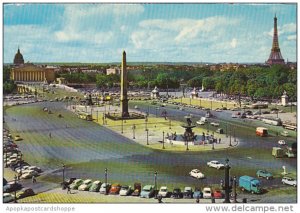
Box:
left=4, top=3, right=296, bottom=63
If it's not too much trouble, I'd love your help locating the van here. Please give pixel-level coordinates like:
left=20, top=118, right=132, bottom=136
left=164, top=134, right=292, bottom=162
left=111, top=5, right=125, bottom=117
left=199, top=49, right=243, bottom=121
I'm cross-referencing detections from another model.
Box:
left=272, top=147, right=285, bottom=158
left=256, top=127, right=268, bottom=137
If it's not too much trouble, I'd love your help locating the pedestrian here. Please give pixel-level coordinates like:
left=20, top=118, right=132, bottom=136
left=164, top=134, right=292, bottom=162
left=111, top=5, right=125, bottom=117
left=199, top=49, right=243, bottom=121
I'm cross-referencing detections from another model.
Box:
left=67, top=185, right=71, bottom=194
left=49, top=132, right=52, bottom=138
left=32, top=175, right=36, bottom=183
left=219, top=138, right=221, bottom=144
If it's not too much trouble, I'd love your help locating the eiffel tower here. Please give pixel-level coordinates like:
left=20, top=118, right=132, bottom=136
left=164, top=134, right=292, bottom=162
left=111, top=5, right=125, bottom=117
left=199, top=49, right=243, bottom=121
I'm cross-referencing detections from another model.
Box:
left=267, top=15, right=285, bottom=65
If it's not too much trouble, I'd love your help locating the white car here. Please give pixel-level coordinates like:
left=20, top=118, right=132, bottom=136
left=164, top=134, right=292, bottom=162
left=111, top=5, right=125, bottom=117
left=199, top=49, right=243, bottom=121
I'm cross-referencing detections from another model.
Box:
left=78, top=179, right=92, bottom=191
left=278, top=140, right=286, bottom=145
left=189, top=169, right=205, bottom=179
left=99, top=183, right=111, bottom=194
left=3, top=193, right=14, bottom=203
left=119, top=185, right=131, bottom=196
left=203, top=187, right=212, bottom=199
left=210, top=122, right=220, bottom=127
left=207, top=160, right=225, bottom=169
left=158, top=186, right=168, bottom=198
left=196, top=120, right=205, bottom=125
left=20, top=170, right=38, bottom=179
left=282, top=177, right=297, bottom=187
left=231, top=114, right=238, bottom=118
left=15, top=165, right=30, bottom=173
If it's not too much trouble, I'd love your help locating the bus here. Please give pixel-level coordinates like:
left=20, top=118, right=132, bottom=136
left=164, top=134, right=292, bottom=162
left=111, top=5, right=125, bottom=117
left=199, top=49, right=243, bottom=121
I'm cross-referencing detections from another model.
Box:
left=77, top=112, right=93, bottom=121
left=256, top=127, right=268, bottom=137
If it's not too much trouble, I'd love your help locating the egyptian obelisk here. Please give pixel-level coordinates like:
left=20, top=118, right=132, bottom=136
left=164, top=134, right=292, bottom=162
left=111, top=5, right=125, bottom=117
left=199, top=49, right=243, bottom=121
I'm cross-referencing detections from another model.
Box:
left=120, top=50, right=129, bottom=117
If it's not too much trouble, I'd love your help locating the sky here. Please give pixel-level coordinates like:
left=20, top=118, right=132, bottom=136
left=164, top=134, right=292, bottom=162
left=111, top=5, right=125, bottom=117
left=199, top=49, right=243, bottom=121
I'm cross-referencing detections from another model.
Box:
left=3, top=3, right=297, bottom=63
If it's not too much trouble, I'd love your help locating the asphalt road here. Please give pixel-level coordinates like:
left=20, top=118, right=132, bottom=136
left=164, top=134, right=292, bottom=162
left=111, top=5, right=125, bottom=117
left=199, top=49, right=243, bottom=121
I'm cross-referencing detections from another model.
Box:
left=4, top=101, right=297, bottom=203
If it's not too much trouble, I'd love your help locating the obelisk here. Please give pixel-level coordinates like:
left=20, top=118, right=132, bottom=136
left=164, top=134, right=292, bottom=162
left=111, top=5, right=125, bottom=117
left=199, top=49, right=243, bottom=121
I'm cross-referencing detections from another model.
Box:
left=120, top=50, right=129, bottom=117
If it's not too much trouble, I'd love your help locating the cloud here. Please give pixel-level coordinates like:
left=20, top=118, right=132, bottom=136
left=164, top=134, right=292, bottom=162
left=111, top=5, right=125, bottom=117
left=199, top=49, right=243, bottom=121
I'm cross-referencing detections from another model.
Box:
left=265, top=22, right=296, bottom=37
left=230, top=38, right=237, bottom=48
left=287, top=35, right=296, bottom=41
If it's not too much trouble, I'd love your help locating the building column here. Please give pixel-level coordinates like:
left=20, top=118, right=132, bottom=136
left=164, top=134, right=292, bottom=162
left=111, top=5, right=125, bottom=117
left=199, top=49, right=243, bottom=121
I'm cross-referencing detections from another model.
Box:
left=43, top=71, right=46, bottom=82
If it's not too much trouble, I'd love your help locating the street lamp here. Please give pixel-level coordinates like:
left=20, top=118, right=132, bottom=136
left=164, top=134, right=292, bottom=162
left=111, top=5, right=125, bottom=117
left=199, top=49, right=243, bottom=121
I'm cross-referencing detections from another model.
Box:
left=104, top=168, right=108, bottom=195
left=145, top=117, right=148, bottom=131
left=220, top=159, right=232, bottom=203
left=154, top=171, right=158, bottom=198
left=132, top=124, right=136, bottom=139
left=14, top=175, right=17, bottom=203
left=162, top=131, right=165, bottom=149
left=146, top=129, right=149, bottom=145
left=121, top=118, right=124, bottom=134
left=62, top=164, right=65, bottom=183
left=232, top=176, right=238, bottom=203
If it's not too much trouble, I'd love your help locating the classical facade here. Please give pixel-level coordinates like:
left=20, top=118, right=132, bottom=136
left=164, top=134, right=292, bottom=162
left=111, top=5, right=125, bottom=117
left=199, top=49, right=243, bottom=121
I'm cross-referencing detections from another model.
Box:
left=11, top=64, right=55, bottom=83
left=10, top=48, right=55, bottom=83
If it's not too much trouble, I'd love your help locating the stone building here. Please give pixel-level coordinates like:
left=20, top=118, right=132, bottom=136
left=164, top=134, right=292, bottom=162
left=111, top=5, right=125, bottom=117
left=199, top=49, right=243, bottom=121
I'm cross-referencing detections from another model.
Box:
left=10, top=48, right=55, bottom=83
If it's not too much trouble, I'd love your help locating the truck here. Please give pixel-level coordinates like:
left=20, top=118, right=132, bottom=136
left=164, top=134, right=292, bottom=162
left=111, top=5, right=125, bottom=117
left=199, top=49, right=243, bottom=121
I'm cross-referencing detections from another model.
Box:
left=239, top=176, right=262, bottom=194
left=272, top=147, right=285, bottom=158
left=256, top=127, right=268, bottom=137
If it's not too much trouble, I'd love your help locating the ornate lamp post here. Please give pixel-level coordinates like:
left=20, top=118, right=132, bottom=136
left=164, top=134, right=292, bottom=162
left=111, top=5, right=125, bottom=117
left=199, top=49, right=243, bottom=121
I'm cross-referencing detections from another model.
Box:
left=105, top=168, right=108, bottom=195
left=220, top=159, right=232, bottom=203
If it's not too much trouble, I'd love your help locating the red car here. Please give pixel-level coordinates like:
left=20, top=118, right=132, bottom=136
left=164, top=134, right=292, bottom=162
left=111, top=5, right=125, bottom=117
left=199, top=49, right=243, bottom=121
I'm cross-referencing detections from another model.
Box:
left=109, top=183, right=121, bottom=195
left=213, top=190, right=224, bottom=199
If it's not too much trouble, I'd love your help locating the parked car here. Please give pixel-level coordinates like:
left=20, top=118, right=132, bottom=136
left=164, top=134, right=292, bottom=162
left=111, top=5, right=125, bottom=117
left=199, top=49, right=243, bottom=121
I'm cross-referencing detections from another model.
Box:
left=193, top=188, right=203, bottom=199
left=282, top=177, right=297, bottom=187
left=78, top=179, right=93, bottom=191
left=189, top=169, right=205, bottom=179
left=158, top=186, right=169, bottom=198
left=99, top=183, right=111, bottom=194
left=28, top=166, right=42, bottom=173
left=281, top=131, right=289, bottom=137
left=256, top=170, right=273, bottom=180
left=140, top=185, right=155, bottom=198
left=89, top=180, right=102, bottom=192
left=207, top=160, right=225, bottom=169
left=119, top=185, right=132, bottom=196
left=14, top=135, right=23, bottom=141
left=210, top=122, right=220, bottom=127
left=171, top=188, right=183, bottom=199
left=213, top=189, right=223, bottom=199
left=109, top=183, right=122, bottom=195
left=3, top=193, right=15, bottom=203
left=278, top=140, right=286, bottom=145
left=183, top=187, right=193, bottom=198
left=203, top=187, right=212, bottom=199
left=20, top=170, right=38, bottom=179
left=16, top=188, right=35, bottom=199
left=15, top=165, right=30, bottom=173
left=61, top=178, right=77, bottom=190
left=69, top=179, right=83, bottom=190
left=3, top=181, right=22, bottom=193
left=131, top=183, right=142, bottom=196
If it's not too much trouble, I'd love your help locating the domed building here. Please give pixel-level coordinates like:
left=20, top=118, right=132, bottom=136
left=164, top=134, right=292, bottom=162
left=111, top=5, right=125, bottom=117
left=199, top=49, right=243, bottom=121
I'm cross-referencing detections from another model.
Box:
left=10, top=47, right=55, bottom=83
left=13, top=47, right=24, bottom=66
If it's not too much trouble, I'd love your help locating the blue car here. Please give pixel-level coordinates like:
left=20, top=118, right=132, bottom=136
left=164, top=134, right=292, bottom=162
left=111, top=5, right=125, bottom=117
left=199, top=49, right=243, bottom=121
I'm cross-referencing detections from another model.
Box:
left=140, top=185, right=155, bottom=198
left=256, top=170, right=273, bottom=180
left=193, top=188, right=203, bottom=199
